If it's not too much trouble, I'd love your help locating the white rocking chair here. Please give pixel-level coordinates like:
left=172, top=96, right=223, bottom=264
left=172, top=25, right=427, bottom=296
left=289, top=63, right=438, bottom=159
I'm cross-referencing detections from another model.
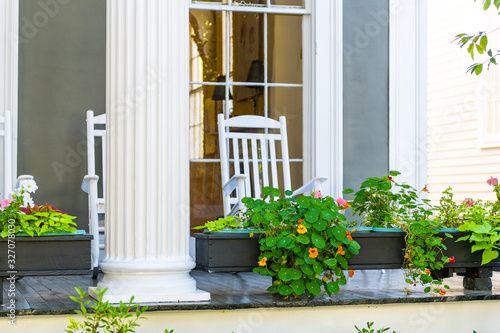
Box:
left=218, top=113, right=327, bottom=217
left=0, top=110, right=34, bottom=197
left=81, top=110, right=106, bottom=278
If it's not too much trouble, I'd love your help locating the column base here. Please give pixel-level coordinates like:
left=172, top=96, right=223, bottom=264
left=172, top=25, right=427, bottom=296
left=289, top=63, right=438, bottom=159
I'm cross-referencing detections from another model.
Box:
left=89, top=286, right=210, bottom=303
left=94, top=258, right=211, bottom=303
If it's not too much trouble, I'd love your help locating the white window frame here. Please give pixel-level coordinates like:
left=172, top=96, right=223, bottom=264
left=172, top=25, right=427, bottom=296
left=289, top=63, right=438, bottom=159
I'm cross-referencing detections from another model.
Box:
left=188, top=0, right=344, bottom=197
left=0, top=0, right=19, bottom=192
left=478, top=71, right=500, bottom=148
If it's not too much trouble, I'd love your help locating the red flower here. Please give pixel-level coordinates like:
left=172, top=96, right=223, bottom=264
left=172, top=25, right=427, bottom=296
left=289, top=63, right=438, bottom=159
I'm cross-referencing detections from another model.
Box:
left=449, top=256, right=455, bottom=263
left=439, top=288, right=446, bottom=296
left=422, top=184, right=429, bottom=193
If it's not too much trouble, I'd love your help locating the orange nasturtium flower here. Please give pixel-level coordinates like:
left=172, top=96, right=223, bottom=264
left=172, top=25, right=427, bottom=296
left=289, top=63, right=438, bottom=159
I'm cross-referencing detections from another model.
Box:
left=348, top=270, right=356, bottom=278
left=424, top=269, right=431, bottom=275
left=298, top=218, right=304, bottom=224
left=422, top=184, right=430, bottom=193
left=346, top=230, right=353, bottom=241
left=308, top=247, right=319, bottom=258
left=297, top=224, right=308, bottom=234
left=336, top=246, right=345, bottom=256
left=439, top=288, right=446, bottom=296
left=258, top=257, right=267, bottom=267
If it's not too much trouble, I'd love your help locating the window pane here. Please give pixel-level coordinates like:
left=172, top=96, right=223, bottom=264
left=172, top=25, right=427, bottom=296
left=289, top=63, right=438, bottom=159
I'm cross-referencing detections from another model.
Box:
left=271, top=0, right=305, bottom=6
left=232, top=11, right=264, bottom=84
left=189, top=84, right=222, bottom=159
left=192, top=0, right=228, bottom=4
left=190, top=10, right=227, bottom=82
left=190, top=162, right=223, bottom=234
left=268, top=86, right=302, bottom=160
left=231, top=85, right=264, bottom=116
left=268, top=14, right=302, bottom=84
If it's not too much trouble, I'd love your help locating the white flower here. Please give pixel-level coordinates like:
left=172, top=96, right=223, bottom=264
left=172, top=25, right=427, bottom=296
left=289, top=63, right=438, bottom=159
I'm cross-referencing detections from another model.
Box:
left=22, top=192, right=34, bottom=208
left=22, top=179, right=38, bottom=194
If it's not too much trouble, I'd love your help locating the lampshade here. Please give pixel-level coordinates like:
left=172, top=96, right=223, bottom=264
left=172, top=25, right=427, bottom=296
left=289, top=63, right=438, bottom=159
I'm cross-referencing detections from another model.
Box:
left=211, top=75, right=233, bottom=101
left=245, top=59, right=264, bottom=84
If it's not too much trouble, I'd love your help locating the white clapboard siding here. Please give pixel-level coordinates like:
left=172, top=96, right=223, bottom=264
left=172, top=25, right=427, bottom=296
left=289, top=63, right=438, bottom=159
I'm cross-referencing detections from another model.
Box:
left=427, top=0, right=500, bottom=204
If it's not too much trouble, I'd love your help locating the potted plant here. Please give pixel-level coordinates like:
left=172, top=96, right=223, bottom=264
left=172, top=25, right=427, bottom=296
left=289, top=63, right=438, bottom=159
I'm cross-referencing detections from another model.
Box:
left=344, top=171, right=453, bottom=294
left=240, top=187, right=360, bottom=298
left=0, top=180, right=92, bottom=291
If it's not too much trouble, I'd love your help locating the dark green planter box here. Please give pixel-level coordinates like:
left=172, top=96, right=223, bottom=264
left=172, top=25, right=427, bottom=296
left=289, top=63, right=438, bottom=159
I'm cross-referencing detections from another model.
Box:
left=0, top=232, right=93, bottom=301
left=195, top=229, right=500, bottom=273
left=195, top=232, right=264, bottom=273
left=0, top=232, right=92, bottom=274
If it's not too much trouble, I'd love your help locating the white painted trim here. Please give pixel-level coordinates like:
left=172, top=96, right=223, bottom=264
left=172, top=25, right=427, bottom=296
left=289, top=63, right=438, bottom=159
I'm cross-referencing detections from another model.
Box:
left=312, top=0, right=343, bottom=198
left=389, top=0, right=427, bottom=190
left=0, top=0, right=19, bottom=186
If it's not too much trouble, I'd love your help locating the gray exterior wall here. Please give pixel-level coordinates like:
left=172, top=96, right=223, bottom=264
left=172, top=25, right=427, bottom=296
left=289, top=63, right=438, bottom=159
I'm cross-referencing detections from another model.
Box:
left=18, top=0, right=106, bottom=229
left=343, top=0, right=390, bottom=192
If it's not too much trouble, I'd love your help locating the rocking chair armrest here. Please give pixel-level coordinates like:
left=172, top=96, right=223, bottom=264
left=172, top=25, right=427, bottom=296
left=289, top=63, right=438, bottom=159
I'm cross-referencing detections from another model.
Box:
left=222, top=174, right=247, bottom=196
left=291, top=177, right=328, bottom=197
left=15, top=175, right=35, bottom=188
left=81, top=175, right=100, bottom=194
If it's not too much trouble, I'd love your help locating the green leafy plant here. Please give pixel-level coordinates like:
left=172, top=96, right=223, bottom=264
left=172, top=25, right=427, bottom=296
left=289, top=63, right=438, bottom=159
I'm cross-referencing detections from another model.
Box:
left=192, top=215, right=241, bottom=232
left=347, top=171, right=453, bottom=294
left=241, top=187, right=360, bottom=299
left=66, top=287, right=173, bottom=333
left=402, top=217, right=452, bottom=294
left=454, top=0, right=500, bottom=75
left=433, top=187, right=463, bottom=228
left=456, top=199, right=500, bottom=265
left=344, top=171, right=403, bottom=228
left=437, top=179, right=500, bottom=265
left=0, top=179, right=77, bottom=237
left=354, top=322, right=397, bottom=333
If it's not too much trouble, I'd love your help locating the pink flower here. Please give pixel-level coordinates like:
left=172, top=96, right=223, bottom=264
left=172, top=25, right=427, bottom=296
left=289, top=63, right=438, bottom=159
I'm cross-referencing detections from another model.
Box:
left=487, top=177, right=498, bottom=186
left=313, top=191, right=322, bottom=199
left=336, top=198, right=350, bottom=209
left=0, top=198, right=13, bottom=209
left=463, top=198, right=475, bottom=207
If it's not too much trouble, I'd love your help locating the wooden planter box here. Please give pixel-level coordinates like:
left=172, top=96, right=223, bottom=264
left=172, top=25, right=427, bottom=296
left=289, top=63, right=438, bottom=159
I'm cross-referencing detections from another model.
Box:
left=0, top=232, right=92, bottom=274
left=194, top=230, right=500, bottom=274
left=0, top=232, right=93, bottom=301
left=195, top=232, right=264, bottom=273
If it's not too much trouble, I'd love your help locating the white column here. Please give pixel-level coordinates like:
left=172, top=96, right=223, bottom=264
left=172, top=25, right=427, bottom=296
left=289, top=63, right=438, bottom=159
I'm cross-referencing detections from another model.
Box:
left=389, top=0, right=427, bottom=189
left=0, top=0, right=18, bottom=195
left=96, top=0, right=209, bottom=303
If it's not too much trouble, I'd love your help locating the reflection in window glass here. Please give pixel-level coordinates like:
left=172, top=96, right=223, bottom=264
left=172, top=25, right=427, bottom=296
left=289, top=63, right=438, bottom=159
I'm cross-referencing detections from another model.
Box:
left=271, top=0, right=305, bottom=6
left=268, top=14, right=302, bottom=84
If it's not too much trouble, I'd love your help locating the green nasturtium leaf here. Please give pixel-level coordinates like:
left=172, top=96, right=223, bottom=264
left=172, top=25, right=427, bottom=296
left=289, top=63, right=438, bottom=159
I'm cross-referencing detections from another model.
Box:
left=320, top=209, right=335, bottom=221
left=306, top=281, right=322, bottom=295
left=311, top=233, right=326, bottom=249
left=323, top=258, right=337, bottom=268
left=278, top=284, right=293, bottom=296
left=312, top=261, right=323, bottom=275
left=297, top=234, right=311, bottom=244
left=300, top=264, right=314, bottom=275
left=291, top=280, right=306, bottom=295
left=326, top=281, right=340, bottom=294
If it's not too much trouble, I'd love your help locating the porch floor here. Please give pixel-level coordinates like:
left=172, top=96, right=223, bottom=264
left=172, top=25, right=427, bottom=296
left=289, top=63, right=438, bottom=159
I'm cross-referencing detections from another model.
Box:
left=2, top=269, right=500, bottom=317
